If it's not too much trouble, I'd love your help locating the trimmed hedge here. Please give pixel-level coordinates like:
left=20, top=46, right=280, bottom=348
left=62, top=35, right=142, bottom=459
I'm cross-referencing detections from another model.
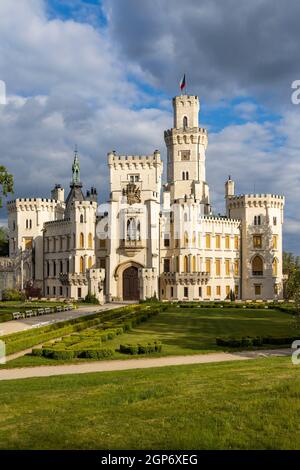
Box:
left=120, top=341, right=162, bottom=355
left=3, top=304, right=143, bottom=355
left=27, top=305, right=162, bottom=361
left=38, top=346, right=114, bottom=360
left=216, top=335, right=299, bottom=348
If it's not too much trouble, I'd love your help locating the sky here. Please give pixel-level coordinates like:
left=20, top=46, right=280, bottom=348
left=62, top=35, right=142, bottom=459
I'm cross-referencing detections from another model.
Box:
left=0, top=0, right=299, bottom=254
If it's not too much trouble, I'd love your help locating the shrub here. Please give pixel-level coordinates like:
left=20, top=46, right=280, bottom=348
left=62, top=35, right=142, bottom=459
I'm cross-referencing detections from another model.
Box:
left=2, top=289, right=26, bottom=301
left=82, top=293, right=99, bottom=304
left=76, top=348, right=114, bottom=359
left=120, top=341, right=162, bottom=355
left=31, top=348, right=43, bottom=357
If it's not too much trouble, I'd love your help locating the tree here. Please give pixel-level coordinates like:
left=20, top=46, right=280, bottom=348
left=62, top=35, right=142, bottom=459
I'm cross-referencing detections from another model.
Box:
left=283, top=252, right=300, bottom=300
left=0, top=226, right=8, bottom=256
left=0, top=165, right=13, bottom=209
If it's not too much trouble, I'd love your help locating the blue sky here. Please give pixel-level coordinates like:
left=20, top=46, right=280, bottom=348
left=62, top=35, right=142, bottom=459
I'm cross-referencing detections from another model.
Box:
left=0, top=0, right=299, bottom=254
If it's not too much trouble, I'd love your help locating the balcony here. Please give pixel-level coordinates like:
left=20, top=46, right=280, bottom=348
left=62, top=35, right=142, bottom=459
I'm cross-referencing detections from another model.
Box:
left=119, top=239, right=144, bottom=256
left=59, top=273, right=88, bottom=286
left=161, top=272, right=210, bottom=286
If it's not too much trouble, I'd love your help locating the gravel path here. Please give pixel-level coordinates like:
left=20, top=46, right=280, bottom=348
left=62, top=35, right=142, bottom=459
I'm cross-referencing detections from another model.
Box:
left=0, top=348, right=291, bottom=381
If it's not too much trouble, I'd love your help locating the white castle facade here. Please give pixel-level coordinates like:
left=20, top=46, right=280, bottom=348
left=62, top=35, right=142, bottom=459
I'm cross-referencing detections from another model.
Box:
left=5, top=94, right=285, bottom=303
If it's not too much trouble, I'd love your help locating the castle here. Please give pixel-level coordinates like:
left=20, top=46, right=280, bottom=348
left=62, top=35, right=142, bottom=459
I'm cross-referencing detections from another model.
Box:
left=4, top=94, right=285, bottom=303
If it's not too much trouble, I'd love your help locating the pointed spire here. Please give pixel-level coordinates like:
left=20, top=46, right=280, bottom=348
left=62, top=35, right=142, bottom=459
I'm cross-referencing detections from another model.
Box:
left=72, top=145, right=80, bottom=184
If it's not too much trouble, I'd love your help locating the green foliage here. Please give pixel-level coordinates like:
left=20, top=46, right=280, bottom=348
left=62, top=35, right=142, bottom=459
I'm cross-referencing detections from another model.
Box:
left=216, top=335, right=298, bottom=348
left=0, top=165, right=13, bottom=209
left=82, top=293, right=99, bottom=304
left=2, top=289, right=26, bottom=301
left=120, top=341, right=162, bottom=355
left=0, top=226, right=9, bottom=256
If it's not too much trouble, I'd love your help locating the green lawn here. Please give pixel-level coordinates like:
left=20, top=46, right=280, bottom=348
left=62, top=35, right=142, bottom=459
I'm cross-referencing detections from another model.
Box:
left=2, top=306, right=297, bottom=368
left=0, top=357, right=299, bottom=449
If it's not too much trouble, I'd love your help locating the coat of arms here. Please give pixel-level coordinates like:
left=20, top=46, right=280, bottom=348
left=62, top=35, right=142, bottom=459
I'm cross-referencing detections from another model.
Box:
left=124, top=183, right=141, bottom=205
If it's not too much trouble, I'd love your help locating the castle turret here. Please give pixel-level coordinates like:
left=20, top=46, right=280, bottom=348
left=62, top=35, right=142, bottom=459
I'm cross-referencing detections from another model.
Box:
left=164, top=94, right=210, bottom=214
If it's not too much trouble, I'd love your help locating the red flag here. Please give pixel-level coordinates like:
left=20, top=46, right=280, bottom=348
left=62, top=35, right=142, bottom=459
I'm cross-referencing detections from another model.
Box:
left=179, top=74, right=186, bottom=91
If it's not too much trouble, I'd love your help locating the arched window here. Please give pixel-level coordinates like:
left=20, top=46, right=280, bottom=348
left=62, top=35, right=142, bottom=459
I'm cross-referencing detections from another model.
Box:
left=184, top=255, right=189, bottom=272
left=185, top=171, right=189, bottom=180
left=192, top=256, right=196, bottom=272
left=80, top=233, right=84, bottom=248
left=252, top=256, right=263, bottom=276
left=29, top=219, right=32, bottom=229
left=192, top=231, right=196, bottom=247
left=88, top=233, right=93, bottom=249
left=47, top=261, right=50, bottom=277
left=183, top=116, right=188, bottom=127
left=88, top=256, right=93, bottom=269
left=272, top=258, right=278, bottom=277
left=60, top=260, right=63, bottom=273
left=182, top=172, right=186, bottom=180
left=127, top=218, right=140, bottom=241
left=176, top=256, right=180, bottom=272
left=184, top=231, right=189, bottom=247
left=80, top=214, right=84, bottom=223
left=80, top=256, right=84, bottom=273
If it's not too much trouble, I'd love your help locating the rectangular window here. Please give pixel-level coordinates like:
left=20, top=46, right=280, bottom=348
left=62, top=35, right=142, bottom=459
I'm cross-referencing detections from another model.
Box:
left=234, top=259, right=239, bottom=276
left=180, top=150, right=191, bottom=161
left=253, top=235, right=262, bottom=249
left=129, top=174, right=140, bottom=182
left=234, top=235, right=239, bottom=250
left=206, top=234, right=211, bottom=249
left=254, top=284, right=261, bottom=296
left=171, top=286, right=174, bottom=297
left=226, top=285, right=230, bottom=297
left=100, top=258, right=106, bottom=269
left=47, top=286, right=50, bottom=295
left=225, top=259, right=230, bottom=276
left=206, top=286, right=211, bottom=297
left=53, top=286, right=56, bottom=295
left=225, top=235, right=230, bottom=249
left=273, top=217, right=277, bottom=226
left=216, top=285, right=221, bottom=296
left=205, top=258, right=211, bottom=274
left=272, top=235, right=278, bottom=250
left=215, top=234, right=221, bottom=249
left=215, top=259, right=221, bottom=276
left=234, top=285, right=239, bottom=297
left=60, top=286, right=63, bottom=296
left=184, top=287, right=188, bottom=298
left=163, top=258, right=170, bottom=273
left=199, top=287, right=202, bottom=297
left=78, top=287, right=82, bottom=298
left=164, top=235, right=170, bottom=247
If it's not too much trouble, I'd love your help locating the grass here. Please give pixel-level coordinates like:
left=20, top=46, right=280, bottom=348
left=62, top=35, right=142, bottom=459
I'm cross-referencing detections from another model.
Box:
left=2, top=306, right=297, bottom=368
left=0, top=356, right=299, bottom=449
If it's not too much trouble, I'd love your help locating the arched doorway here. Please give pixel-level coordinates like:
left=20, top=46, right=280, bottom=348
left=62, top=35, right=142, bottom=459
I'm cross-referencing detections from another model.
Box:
left=123, top=266, right=139, bottom=300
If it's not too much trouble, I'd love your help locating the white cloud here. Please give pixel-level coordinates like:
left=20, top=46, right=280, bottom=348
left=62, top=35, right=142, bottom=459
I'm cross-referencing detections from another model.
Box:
left=0, top=0, right=298, bottom=254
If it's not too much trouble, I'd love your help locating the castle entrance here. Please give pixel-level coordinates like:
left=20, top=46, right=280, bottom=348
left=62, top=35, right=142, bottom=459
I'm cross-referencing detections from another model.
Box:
left=122, top=266, right=139, bottom=300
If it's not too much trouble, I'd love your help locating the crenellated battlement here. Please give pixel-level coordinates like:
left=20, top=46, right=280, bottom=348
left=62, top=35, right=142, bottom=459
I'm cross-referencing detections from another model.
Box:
left=7, top=198, right=65, bottom=213
left=108, top=150, right=162, bottom=166
left=227, top=193, right=285, bottom=209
